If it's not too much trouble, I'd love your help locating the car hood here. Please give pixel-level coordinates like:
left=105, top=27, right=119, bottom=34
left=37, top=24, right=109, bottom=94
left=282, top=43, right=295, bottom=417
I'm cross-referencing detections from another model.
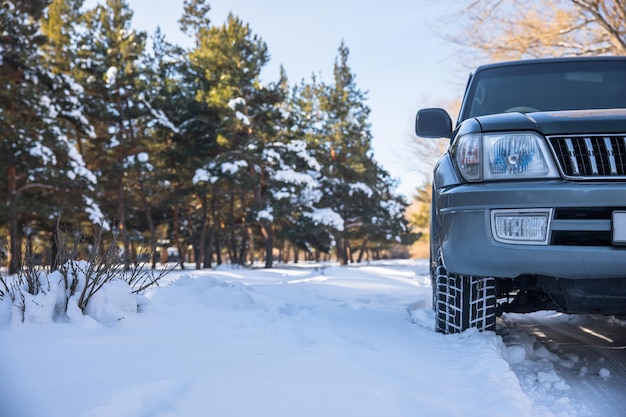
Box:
left=474, top=108, right=626, bottom=135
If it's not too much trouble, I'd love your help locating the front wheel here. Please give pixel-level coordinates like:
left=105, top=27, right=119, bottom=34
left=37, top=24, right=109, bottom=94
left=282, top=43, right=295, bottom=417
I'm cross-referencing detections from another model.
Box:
left=433, top=255, right=498, bottom=334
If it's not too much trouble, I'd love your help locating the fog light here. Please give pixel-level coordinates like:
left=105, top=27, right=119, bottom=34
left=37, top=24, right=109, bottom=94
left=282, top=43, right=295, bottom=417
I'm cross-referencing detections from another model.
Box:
left=491, top=209, right=552, bottom=245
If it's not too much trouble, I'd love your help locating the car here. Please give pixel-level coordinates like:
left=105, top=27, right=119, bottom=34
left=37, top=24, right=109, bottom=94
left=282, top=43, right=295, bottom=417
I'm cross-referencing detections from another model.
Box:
left=415, top=56, right=626, bottom=334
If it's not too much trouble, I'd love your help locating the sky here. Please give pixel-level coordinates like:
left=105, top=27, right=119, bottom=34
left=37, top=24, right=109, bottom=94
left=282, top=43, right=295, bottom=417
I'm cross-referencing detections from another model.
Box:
left=87, top=0, right=468, bottom=198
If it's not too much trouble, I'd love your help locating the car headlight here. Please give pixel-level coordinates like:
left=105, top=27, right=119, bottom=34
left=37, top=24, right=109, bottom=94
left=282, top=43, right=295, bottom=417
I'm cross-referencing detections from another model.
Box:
left=454, top=132, right=559, bottom=182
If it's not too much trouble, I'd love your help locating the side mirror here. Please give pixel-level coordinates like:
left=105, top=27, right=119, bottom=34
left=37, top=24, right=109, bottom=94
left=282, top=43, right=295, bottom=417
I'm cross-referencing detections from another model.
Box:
left=415, top=108, right=453, bottom=138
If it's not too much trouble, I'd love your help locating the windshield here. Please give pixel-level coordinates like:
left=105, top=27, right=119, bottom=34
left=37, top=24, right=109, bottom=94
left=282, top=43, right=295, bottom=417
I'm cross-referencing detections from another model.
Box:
left=461, top=60, right=626, bottom=121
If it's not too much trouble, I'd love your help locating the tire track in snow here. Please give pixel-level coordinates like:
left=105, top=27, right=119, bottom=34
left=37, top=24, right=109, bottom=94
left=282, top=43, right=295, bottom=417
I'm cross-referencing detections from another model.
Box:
left=500, top=313, right=626, bottom=417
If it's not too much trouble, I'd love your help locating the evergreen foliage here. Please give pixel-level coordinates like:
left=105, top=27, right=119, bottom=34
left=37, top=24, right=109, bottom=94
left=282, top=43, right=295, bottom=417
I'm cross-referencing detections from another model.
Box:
left=0, top=0, right=412, bottom=270
left=1, top=0, right=97, bottom=273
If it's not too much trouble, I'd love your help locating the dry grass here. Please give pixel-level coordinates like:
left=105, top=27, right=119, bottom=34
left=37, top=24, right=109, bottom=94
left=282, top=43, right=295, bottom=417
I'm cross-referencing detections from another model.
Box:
left=409, top=238, right=430, bottom=259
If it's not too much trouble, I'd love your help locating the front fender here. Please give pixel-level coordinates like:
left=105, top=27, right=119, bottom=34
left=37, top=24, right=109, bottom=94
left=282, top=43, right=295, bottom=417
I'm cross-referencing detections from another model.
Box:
left=433, top=154, right=463, bottom=190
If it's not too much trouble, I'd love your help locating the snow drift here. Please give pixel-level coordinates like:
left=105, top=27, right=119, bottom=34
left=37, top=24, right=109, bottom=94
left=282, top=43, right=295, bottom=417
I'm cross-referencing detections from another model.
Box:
left=0, top=260, right=598, bottom=416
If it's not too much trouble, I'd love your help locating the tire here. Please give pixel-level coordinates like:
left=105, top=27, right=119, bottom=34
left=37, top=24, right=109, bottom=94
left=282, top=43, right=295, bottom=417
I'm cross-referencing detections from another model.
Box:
left=432, top=254, right=498, bottom=334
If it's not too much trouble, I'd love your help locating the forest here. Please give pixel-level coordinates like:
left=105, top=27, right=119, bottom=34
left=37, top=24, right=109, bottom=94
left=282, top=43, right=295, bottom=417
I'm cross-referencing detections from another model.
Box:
left=1, top=0, right=415, bottom=274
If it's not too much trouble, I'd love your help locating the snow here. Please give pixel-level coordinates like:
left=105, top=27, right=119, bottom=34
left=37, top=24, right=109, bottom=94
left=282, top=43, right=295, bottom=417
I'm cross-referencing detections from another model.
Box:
left=381, top=199, right=406, bottom=218
left=123, top=152, right=154, bottom=172
left=66, top=137, right=98, bottom=184
left=286, top=140, right=321, bottom=171
left=0, top=259, right=617, bottom=417
left=262, top=147, right=282, bottom=163
left=599, top=368, right=611, bottom=379
left=305, top=207, right=345, bottom=231
left=349, top=182, right=374, bottom=197
left=82, top=195, right=110, bottom=230
left=105, top=66, right=118, bottom=86
left=40, top=95, right=59, bottom=118
left=227, top=97, right=251, bottom=125
left=28, top=141, right=57, bottom=165
left=273, top=169, right=318, bottom=186
left=228, top=97, right=246, bottom=109
left=192, top=167, right=216, bottom=184
left=235, top=110, right=251, bottom=125
left=257, top=208, right=274, bottom=222
left=221, top=160, right=248, bottom=174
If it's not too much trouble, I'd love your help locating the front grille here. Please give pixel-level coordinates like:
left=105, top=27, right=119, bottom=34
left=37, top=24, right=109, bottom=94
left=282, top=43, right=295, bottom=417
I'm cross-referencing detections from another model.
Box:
left=548, top=135, right=626, bottom=178
left=553, top=207, right=616, bottom=220
left=551, top=230, right=611, bottom=246
left=550, top=207, right=625, bottom=246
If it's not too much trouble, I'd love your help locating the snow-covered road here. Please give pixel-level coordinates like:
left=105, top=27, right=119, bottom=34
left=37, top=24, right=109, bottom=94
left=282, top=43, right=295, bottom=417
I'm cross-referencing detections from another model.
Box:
left=1, top=259, right=625, bottom=416
left=501, top=312, right=626, bottom=417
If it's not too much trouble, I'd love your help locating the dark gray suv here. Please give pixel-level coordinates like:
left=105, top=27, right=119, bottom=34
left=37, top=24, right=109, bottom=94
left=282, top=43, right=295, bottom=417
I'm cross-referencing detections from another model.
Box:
left=416, top=57, right=626, bottom=334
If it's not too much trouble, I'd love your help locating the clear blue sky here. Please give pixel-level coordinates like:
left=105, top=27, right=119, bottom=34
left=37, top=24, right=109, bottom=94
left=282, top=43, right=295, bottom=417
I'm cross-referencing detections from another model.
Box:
left=89, top=0, right=467, bottom=198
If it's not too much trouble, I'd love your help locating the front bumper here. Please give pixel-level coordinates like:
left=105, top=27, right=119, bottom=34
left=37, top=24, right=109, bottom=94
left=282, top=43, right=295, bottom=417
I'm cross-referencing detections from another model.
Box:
left=436, top=180, right=626, bottom=279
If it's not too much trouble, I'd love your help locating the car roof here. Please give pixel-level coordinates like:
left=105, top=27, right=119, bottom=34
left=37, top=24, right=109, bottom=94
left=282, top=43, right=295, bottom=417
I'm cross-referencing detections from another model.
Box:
left=474, top=56, right=626, bottom=73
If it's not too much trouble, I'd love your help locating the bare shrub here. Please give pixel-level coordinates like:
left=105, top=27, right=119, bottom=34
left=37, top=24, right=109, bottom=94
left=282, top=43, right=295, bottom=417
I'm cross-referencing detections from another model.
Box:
left=0, top=226, right=177, bottom=324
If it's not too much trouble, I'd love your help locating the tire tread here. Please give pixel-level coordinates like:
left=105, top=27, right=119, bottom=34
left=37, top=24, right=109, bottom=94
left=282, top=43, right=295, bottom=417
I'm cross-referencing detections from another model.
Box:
left=434, top=260, right=497, bottom=333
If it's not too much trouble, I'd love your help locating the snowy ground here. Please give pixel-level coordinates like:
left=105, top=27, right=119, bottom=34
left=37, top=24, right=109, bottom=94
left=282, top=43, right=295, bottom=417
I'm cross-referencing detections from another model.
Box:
left=1, top=259, right=623, bottom=417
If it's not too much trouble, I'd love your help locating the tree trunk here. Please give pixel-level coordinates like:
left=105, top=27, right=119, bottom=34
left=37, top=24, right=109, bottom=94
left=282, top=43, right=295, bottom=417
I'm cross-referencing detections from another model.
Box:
left=336, top=233, right=349, bottom=266
left=117, top=177, right=130, bottom=270
left=204, top=197, right=217, bottom=269
left=139, top=184, right=158, bottom=269
left=264, top=231, right=272, bottom=268
left=228, top=191, right=238, bottom=263
left=238, top=222, right=248, bottom=265
left=195, top=191, right=208, bottom=270
left=248, top=225, right=255, bottom=265
left=172, top=207, right=185, bottom=269
left=8, top=165, right=20, bottom=275
left=356, top=238, right=368, bottom=263
left=259, top=220, right=273, bottom=269
left=214, top=238, right=222, bottom=265
left=50, top=231, right=58, bottom=271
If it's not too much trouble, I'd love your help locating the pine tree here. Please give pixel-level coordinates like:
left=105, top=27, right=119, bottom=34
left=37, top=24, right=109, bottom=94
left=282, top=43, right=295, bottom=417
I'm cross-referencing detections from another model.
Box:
left=189, top=14, right=292, bottom=268
left=40, top=0, right=84, bottom=75
left=179, top=0, right=211, bottom=40
left=318, top=42, right=376, bottom=264
left=0, top=0, right=413, bottom=272
left=172, top=2, right=223, bottom=268
left=137, top=27, right=186, bottom=268
left=0, top=0, right=101, bottom=273
left=75, top=0, right=151, bottom=265
left=283, top=77, right=336, bottom=260
left=312, top=42, right=412, bottom=264
left=39, top=0, right=108, bottom=264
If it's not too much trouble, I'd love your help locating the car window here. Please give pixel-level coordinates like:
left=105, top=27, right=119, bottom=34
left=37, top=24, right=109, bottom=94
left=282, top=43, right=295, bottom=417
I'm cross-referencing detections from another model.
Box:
left=461, top=60, right=626, bottom=120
